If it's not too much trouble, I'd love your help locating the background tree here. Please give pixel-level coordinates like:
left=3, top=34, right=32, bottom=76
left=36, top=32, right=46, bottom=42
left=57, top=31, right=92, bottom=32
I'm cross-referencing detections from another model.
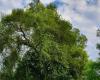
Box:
left=84, top=43, right=100, bottom=80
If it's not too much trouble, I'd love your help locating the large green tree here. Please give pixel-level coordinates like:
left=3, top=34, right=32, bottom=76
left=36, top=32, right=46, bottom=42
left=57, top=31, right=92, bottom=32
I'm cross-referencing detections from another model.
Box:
left=0, top=2, right=88, bottom=80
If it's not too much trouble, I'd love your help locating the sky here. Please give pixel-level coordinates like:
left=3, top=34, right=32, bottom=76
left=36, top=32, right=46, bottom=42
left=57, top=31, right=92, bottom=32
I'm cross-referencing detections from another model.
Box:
left=0, top=0, right=99, bottom=60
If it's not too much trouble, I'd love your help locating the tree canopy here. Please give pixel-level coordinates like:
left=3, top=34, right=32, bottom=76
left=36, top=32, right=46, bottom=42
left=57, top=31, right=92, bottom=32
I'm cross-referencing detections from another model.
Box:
left=0, top=2, right=88, bottom=80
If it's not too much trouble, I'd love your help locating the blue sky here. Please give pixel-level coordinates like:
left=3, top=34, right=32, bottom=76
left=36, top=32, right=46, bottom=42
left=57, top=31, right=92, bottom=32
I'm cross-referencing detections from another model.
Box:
left=0, top=0, right=99, bottom=60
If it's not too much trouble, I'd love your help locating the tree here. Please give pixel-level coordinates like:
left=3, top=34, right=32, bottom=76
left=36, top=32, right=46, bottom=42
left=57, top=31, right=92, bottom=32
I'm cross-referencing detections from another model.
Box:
left=29, top=0, right=40, bottom=8
left=84, top=44, right=100, bottom=80
left=0, top=2, right=88, bottom=80
left=84, top=60, right=100, bottom=80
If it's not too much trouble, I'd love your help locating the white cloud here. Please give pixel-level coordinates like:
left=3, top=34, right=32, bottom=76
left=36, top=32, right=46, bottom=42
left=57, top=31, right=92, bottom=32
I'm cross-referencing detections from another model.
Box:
left=0, top=0, right=32, bottom=13
left=40, top=0, right=55, bottom=4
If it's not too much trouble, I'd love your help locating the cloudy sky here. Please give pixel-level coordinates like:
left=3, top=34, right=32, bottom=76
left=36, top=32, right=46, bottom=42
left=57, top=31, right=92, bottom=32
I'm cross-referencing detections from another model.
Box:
left=0, top=0, right=99, bottom=60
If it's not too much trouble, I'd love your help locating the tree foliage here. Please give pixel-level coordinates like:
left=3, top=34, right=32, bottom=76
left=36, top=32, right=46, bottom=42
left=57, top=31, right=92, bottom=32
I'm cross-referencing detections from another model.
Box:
left=0, top=2, right=88, bottom=80
left=84, top=43, right=100, bottom=80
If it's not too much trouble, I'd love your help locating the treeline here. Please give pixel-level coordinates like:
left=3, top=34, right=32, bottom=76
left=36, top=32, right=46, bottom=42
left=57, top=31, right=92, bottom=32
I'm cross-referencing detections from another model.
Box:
left=0, top=1, right=99, bottom=80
